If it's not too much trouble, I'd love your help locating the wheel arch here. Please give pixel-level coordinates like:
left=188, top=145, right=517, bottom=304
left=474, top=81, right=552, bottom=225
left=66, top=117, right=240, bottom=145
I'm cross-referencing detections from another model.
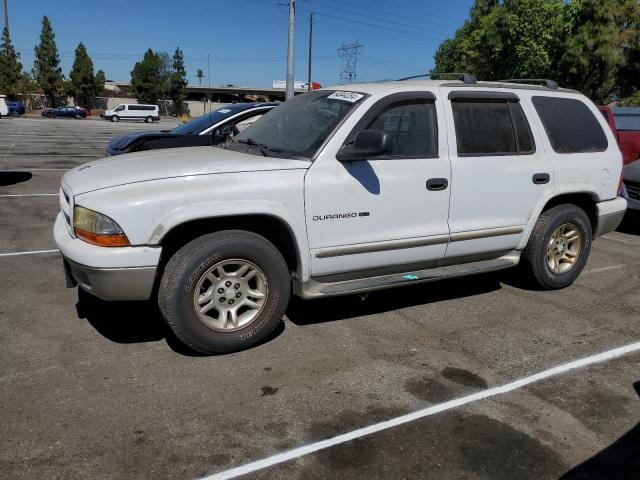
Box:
left=156, top=214, right=304, bottom=280
left=519, top=190, right=599, bottom=250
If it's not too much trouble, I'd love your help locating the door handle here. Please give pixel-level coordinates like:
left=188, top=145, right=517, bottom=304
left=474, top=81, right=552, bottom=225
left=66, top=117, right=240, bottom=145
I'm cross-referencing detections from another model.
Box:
left=532, top=173, right=550, bottom=185
left=426, top=178, right=448, bottom=191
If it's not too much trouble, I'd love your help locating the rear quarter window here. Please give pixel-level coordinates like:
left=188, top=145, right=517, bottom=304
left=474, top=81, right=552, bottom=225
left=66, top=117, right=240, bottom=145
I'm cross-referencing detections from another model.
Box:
left=532, top=96, right=608, bottom=154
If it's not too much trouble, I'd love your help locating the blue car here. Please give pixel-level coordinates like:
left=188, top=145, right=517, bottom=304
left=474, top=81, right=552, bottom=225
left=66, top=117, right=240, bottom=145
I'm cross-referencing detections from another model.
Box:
left=6, top=100, right=25, bottom=116
left=42, top=106, right=86, bottom=119
left=106, top=102, right=279, bottom=156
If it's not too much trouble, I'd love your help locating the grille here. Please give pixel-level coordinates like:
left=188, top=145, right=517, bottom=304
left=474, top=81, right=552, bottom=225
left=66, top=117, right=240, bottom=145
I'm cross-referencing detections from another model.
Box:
left=624, top=180, right=640, bottom=201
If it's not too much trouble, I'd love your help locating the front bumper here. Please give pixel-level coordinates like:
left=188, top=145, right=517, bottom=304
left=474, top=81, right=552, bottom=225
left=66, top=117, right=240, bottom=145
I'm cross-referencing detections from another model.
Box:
left=54, top=213, right=161, bottom=301
left=595, top=197, right=628, bottom=237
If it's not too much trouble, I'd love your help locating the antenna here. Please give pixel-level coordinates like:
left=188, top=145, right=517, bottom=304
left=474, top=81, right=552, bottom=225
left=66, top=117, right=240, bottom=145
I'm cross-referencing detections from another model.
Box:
left=338, top=41, right=363, bottom=85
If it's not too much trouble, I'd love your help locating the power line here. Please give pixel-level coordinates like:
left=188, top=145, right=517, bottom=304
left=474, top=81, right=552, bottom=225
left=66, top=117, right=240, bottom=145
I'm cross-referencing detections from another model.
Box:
left=304, top=0, right=455, bottom=37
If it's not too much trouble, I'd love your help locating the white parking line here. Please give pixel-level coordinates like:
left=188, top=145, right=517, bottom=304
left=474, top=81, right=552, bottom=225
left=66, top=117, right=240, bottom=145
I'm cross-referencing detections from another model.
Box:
left=0, top=194, right=58, bottom=197
left=583, top=264, right=627, bottom=274
left=602, top=235, right=640, bottom=247
left=0, top=249, right=59, bottom=257
left=199, top=341, right=640, bottom=480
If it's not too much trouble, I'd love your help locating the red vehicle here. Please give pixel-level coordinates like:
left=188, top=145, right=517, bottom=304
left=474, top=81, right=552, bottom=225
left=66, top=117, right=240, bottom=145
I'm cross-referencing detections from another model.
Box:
left=76, top=106, right=91, bottom=116
left=598, top=106, right=640, bottom=165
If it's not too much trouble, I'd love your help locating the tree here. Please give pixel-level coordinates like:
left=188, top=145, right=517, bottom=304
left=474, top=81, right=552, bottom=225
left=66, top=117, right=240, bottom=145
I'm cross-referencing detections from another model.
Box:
left=433, top=0, right=640, bottom=103
left=94, top=69, right=106, bottom=97
left=557, top=0, right=638, bottom=101
left=33, top=16, right=64, bottom=107
left=168, top=47, right=188, bottom=115
left=68, top=42, right=98, bottom=107
left=130, top=48, right=162, bottom=104
left=0, top=26, right=23, bottom=98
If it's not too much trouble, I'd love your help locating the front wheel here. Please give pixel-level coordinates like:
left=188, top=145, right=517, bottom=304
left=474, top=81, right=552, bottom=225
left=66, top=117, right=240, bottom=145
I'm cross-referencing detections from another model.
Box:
left=110, top=115, right=119, bottom=122
left=158, top=230, right=291, bottom=354
left=521, top=204, right=592, bottom=290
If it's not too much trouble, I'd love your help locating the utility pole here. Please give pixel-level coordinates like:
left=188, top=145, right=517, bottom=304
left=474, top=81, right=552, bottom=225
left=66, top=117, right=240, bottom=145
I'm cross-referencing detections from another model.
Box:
left=2, top=0, right=8, bottom=34
left=307, top=12, right=313, bottom=92
left=285, top=0, right=295, bottom=100
left=207, top=54, right=211, bottom=113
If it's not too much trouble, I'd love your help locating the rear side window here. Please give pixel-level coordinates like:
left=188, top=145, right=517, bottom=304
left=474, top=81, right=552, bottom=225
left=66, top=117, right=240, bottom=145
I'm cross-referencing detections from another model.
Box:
left=451, top=99, right=534, bottom=156
left=532, top=96, right=608, bottom=153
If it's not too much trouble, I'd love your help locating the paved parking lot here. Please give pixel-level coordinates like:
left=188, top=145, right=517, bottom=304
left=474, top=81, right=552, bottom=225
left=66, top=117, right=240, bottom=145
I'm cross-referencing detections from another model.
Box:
left=1, top=117, right=639, bottom=479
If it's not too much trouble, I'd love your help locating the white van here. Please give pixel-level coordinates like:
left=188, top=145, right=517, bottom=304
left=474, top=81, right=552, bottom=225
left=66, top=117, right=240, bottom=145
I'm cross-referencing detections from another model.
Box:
left=0, top=95, right=9, bottom=118
left=103, top=104, right=159, bottom=123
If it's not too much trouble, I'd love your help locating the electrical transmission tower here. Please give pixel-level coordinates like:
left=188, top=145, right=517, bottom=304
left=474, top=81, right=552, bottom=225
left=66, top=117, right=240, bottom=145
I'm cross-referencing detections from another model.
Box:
left=338, top=41, right=363, bottom=84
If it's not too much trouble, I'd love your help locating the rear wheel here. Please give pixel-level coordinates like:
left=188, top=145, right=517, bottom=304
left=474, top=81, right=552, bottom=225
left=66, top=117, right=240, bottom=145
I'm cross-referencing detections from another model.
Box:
left=158, top=230, right=291, bottom=354
left=74, top=113, right=81, bottom=119
left=145, top=116, right=152, bottom=123
left=521, top=204, right=592, bottom=289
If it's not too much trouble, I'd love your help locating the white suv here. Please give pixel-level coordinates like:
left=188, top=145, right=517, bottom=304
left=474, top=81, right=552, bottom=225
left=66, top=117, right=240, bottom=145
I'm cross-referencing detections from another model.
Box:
left=54, top=78, right=627, bottom=353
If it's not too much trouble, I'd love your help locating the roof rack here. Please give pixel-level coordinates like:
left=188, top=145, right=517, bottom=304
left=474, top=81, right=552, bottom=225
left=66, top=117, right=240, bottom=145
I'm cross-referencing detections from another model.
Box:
left=499, top=79, right=559, bottom=89
left=397, top=72, right=477, bottom=84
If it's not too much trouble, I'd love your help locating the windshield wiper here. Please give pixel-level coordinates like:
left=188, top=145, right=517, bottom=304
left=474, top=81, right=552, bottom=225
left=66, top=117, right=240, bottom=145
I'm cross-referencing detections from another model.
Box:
left=235, top=138, right=270, bottom=157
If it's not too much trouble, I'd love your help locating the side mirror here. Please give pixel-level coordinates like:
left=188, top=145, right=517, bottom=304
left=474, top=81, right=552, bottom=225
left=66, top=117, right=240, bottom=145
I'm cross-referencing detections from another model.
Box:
left=338, top=130, right=391, bottom=160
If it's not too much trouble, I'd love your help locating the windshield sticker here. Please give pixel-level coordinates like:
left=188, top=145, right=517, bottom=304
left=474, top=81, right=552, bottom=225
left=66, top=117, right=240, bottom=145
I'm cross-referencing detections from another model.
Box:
left=327, top=91, right=365, bottom=103
left=217, top=108, right=232, bottom=113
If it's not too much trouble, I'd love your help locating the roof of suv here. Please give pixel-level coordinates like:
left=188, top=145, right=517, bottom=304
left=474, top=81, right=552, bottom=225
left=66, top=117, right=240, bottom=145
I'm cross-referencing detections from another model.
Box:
left=321, top=80, right=579, bottom=96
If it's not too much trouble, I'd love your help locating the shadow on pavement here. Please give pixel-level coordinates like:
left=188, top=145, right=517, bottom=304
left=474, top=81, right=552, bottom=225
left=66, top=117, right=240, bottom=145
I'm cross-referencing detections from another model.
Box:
left=560, top=381, right=640, bottom=480
left=616, top=211, right=640, bottom=236
left=75, top=289, right=285, bottom=356
left=287, top=273, right=502, bottom=326
left=0, top=171, right=32, bottom=186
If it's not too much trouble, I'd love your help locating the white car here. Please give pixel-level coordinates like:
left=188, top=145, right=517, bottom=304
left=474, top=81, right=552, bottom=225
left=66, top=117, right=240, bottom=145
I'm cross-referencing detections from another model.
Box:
left=0, top=95, right=9, bottom=117
left=102, top=103, right=159, bottom=123
left=54, top=78, right=627, bottom=354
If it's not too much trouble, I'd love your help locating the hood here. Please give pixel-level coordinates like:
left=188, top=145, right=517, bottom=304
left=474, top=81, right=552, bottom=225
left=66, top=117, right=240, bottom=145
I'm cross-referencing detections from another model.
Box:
left=623, top=158, right=640, bottom=183
left=63, top=146, right=310, bottom=195
left=108, top=130, right=175, bottom=151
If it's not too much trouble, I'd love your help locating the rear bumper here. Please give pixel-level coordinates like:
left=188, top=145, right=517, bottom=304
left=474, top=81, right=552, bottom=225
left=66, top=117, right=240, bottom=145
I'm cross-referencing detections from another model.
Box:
left=595, top=197, right=627, bottom=237
left=54, top=213, right=161, bottom=301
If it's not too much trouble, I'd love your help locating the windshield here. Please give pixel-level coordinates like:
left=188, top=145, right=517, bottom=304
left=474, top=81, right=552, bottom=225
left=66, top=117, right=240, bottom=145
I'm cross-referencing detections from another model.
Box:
left=232, top=90, right=366, bottom=158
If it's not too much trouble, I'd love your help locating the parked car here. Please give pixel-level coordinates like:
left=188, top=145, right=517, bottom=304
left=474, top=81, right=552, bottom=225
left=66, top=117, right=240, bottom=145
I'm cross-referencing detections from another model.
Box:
left=598, top=106, right=640, bottom=165
left=76, top=106, right=91, bottom=117
left=102, top=104, right=159, bottom=123
left=6, top=100, right=25, bottom=116
left=42, top=106, right=86, bottom=119
left=55, top=78, right=626, bottom=354
left=106, top=102, right=279, bottom=156
left=0, top=95, right=8, bottom=118
left=621, top=159, right=640, bottom=212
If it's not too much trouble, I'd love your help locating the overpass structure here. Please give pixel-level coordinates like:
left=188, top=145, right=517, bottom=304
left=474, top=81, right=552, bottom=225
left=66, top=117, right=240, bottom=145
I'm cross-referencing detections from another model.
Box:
left=105, top=82, right=316, bottom=102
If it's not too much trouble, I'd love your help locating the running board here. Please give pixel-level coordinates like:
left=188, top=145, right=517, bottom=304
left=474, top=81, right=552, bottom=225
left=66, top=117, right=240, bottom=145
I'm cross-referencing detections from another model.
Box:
left=297, top=251, right=521, bottom=299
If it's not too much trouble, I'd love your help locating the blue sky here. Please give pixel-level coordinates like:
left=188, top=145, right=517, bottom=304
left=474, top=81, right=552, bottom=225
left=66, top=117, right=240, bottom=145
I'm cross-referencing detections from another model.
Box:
left=6, top=0, right=474, bottom=87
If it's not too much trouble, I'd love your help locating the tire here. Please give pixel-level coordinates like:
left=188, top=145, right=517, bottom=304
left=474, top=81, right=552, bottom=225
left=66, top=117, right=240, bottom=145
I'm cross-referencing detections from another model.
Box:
left=74, top=113, right=81, bottom=119
left=521, top=204, right=592, bottom=290
left=111, top=115, right=119, bottom=122
left=145, top=116, right=152, bottom=123
left=158, top=230, right=291, bottom=354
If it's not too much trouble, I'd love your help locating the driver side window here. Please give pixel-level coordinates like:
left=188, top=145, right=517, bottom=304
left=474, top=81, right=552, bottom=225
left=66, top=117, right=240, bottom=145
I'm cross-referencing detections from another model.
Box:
left=364, top=100, right=438, bottom=158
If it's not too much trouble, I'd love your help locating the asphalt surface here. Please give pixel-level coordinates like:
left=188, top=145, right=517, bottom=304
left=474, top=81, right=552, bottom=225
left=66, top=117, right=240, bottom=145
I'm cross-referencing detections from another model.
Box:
left=1, top=116, right=639, bottom=480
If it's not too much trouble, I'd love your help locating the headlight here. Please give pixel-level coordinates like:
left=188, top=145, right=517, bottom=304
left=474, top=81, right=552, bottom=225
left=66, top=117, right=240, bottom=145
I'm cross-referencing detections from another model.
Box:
left=73, top=206, right=130, bottom=247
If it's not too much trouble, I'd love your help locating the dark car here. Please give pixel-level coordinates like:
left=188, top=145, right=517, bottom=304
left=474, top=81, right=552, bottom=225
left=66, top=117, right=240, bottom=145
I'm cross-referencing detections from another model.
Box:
left=43, top=106, right=86, bottom=119
left=622, top=159, right=640, bottom=212
left=6, top=100, right=25, bottom=116
left=106, top=102, right=278, bottom=156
